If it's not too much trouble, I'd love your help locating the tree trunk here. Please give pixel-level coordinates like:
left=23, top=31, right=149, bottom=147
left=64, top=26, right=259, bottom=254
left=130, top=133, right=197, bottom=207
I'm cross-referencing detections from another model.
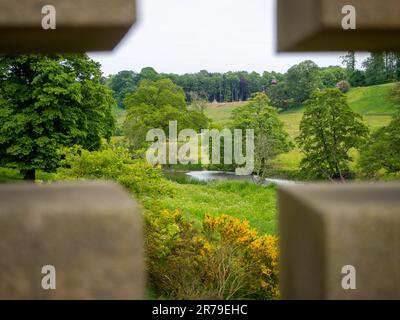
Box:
left=23, top=169, right=36, bottom=181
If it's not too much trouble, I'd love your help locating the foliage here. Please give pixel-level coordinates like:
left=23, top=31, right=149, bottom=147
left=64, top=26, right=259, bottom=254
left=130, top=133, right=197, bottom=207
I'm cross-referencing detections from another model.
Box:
left=56, top=146, right=175, bottom=198
left=231, top=93, right=293, bottom=182
left=188, top=92, right=208, bottom=112
left=285, top=60, right=322, bottom=106
left=124, top=79, right=209, bottom=150
left=204, top=85, right=393, bottom=180
left=362, top=53, right=400, bottom=86
left=0, top=54, right=115, bottom=180
left=349, top=70, right=367, bottom=87
left=297, top=89, right=369, bottom=180
left=0, top=167, right=22, bottom=182
left=320, top=66, right=348, bottom=88
left=363, top=53, right=388, bottom=86
left=145, top=209, right=279, bottom=300
left=266, top=81, right=294, bottom=111
left=341, top=51, right=356, bottom=72
left=106, top=70, right=140, bottom=108
left=359, top=110, right=400, bottom=178
left=106, top=52, right=400, bottom=112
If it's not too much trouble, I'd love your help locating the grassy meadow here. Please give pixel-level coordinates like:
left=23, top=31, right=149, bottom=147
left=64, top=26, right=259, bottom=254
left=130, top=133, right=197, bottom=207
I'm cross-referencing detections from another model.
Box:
left=156, top=82, right=399, bottom=235
left=0, top=83, right=397, bottom=236
left=205, top=83, right=397, bottom=175
left=157, top=181, right=278, bottom=235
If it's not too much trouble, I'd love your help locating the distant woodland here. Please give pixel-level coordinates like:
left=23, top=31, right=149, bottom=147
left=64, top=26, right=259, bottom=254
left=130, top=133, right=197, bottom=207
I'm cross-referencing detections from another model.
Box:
left=106, top=52, right=400, bottom=111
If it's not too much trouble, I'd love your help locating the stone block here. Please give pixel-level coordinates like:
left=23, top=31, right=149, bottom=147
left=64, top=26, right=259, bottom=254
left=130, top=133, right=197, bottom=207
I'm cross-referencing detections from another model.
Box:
left=278, top=0, right=400, bottom=51
left=0, top=182, right=144, bottom=299
left=279, top=183, right=400, bottom=299
left=0, top=0, right=136, bottom=53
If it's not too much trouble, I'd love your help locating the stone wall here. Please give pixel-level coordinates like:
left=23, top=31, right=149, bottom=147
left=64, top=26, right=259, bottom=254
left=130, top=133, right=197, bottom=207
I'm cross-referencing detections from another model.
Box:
left=279, top=183, right=400, bottom=299
left=278, top=0, right=400, bottom=51
left=0, top=0, right=136, bottom=52
left=0, top=182, right=144, bottom=299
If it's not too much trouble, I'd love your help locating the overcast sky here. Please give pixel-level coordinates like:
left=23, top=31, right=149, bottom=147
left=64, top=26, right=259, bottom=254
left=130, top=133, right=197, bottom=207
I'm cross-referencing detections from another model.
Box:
left=89, top=0, right=365, bottom=76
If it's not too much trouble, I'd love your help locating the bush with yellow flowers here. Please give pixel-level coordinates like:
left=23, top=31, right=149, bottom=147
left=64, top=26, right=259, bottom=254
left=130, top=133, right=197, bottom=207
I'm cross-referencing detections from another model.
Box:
left=145, top=210, right=279, bottom=300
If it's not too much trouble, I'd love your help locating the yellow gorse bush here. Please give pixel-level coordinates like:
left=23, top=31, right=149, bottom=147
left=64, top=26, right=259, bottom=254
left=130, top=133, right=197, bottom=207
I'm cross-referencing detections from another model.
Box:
left=203, top=214, right=279, bottom=299
left=146, top=209, right=279, bottom=300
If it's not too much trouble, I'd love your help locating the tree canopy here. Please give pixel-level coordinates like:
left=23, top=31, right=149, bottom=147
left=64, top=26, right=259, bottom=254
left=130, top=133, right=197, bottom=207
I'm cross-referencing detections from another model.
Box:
left=285, top=60, right=322, bottom=106
left=297, top=88, right=369, bottom=180
left=106, top=52, right=400, bottom=113
left=0, top=54, right=115, bottom=179
left=359, top=111, right=400, bottom=178
left=231, top=92, right=292, bottom=182
left=124, top=78, right=209, bottom=150
left=359, top=83, right=400, bottom=177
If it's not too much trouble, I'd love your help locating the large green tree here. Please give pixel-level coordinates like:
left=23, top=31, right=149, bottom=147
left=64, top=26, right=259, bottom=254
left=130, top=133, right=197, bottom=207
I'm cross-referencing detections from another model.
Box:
left=124, top=79, right=209, bottom=150
left=297, top=89, right=369, bottom=180
left=286, top=60, right=322, bottom=106
left=0, top=54, right=115, bottom=180
left=341, top=51, right=356, bottom=72
left=106, top=70, right=139, bottom=108
left=358, top=111, right=400, bottom=178
left=359, top=84, right=400, bottom=177
left=363, top=53, right=387, bottom=86
left=231, top=92, right=292, bottom=183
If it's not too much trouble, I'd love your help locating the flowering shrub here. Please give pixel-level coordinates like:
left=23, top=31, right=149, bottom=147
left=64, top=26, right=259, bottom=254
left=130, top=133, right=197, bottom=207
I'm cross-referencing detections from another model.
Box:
left=146, top=209, right=279, bottom=300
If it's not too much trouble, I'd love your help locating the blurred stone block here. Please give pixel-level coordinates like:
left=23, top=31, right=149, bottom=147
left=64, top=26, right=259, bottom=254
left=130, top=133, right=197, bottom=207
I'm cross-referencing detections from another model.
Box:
left=279, top=183, right=400, bottom=300
left=0, top=182, right=144, bottom=300
left=0, top=0, right=136, bottom=53
left=278, top=0, right=400, bottom=51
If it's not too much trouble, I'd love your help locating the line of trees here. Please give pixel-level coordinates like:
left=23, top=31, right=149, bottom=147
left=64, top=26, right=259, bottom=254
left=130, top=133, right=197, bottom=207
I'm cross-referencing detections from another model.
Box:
left=106, top=52, right=400, bottom=112
left=343, top=52, right=400, bottom=87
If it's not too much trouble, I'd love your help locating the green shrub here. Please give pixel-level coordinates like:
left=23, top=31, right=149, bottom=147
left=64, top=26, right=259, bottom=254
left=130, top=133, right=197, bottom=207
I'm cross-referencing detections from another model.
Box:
left=0, top=167, right=22, bottom=182
left=146, top=209, right=279, bottom=300
left=56, top=145, right=175, bottom=198
left=358, top=110, right=400, bottom=178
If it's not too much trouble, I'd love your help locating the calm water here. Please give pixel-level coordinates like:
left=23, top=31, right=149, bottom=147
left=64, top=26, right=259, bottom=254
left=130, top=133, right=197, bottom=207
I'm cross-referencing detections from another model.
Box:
left=165, top=170, right=299, bottom=186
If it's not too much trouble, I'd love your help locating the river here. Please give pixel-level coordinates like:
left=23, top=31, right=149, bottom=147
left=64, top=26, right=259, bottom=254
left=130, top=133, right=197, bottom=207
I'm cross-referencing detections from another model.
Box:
left=166, top=170, right=299, bottom=186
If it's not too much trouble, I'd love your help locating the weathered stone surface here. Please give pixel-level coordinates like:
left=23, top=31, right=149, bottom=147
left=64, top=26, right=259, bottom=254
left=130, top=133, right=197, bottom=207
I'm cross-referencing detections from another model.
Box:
left=278, top=0, right=400, bottom=51
left=0, top=0, right=136, bottom=53
left=279, top=183, right=400, bottom=300
left=0, top=182, right=144, bottom=300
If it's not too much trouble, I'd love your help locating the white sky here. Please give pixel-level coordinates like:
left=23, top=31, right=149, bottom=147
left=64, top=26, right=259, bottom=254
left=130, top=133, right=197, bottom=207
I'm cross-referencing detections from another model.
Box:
left=89, top=0, right=366, bottom=76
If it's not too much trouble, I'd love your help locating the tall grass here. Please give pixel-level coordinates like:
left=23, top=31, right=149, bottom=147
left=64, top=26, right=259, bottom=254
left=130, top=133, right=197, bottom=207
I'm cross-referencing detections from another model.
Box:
left=158, top=180, right=278, bottom=235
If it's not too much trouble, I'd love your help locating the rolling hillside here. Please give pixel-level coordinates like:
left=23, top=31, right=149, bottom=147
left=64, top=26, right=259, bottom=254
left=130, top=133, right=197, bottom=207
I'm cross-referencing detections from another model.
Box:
left=204, top=83, right=398, bottom=175
left=205, top=83, right=398, bottom=127
left=347, top=83, right=397, bottom=115
left=204, top=101, right=247, bottom=126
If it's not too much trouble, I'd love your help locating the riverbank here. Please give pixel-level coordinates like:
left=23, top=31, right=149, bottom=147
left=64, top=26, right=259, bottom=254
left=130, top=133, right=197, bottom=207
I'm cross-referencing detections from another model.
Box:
left=164, top=169, right=300, bottom=186
left=155, top=176, right=279, bottom=235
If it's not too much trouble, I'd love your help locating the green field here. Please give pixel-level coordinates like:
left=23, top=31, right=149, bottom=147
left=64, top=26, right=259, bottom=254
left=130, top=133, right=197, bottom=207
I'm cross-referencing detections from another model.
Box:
left=347, top=83, right=397, bottom=115
left=158, top=181, right=278, bottom=235
left=205, top=101, right=247, bottom=126
left=206, top=83, right=397, bottom=128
